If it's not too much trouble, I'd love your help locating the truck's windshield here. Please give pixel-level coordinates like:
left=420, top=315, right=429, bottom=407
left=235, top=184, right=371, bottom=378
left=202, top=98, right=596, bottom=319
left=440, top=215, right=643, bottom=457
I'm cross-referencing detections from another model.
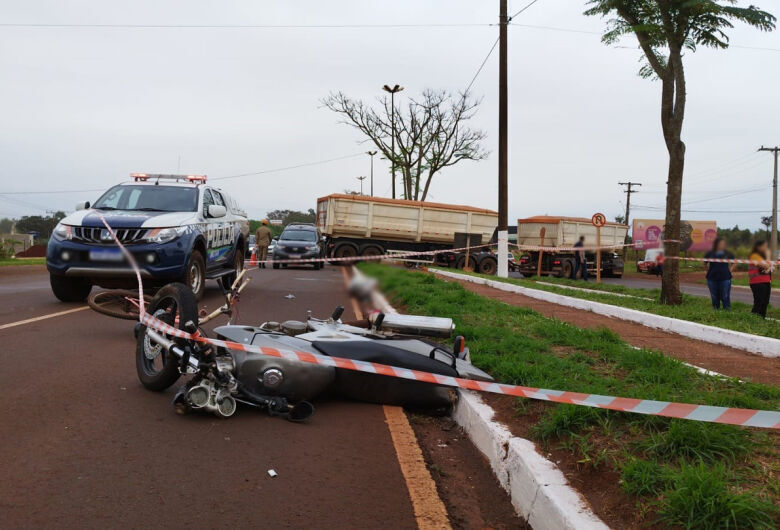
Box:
left=280, top=229, right=317, bottom=242
left=93, top=185, right=199, bottom=212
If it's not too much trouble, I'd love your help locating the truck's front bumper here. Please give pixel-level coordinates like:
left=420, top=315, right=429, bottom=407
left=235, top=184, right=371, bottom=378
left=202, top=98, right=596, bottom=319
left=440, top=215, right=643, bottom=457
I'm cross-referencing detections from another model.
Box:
left=46, top=238, right=189, bottom=280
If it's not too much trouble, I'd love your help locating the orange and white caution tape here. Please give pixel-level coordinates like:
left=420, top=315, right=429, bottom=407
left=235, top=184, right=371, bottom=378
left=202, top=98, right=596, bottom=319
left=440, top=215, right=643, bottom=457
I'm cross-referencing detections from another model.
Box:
left=97, top=213, right=780, bottom=430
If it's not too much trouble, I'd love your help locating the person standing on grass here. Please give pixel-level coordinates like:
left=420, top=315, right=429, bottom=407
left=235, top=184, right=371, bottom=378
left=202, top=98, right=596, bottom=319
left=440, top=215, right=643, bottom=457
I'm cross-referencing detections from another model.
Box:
left=655, top=250, right=665, bottom=279
left=704, top=237, right=736, bottom=310
left=570, top=236, right=588, bottom=281
left=748, top=240, right=773, bottom=318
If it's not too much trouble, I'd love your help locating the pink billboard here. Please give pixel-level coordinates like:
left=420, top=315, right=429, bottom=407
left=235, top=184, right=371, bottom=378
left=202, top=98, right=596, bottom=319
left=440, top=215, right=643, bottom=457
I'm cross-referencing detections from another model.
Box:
left=632, top=219, right=717, bottom=252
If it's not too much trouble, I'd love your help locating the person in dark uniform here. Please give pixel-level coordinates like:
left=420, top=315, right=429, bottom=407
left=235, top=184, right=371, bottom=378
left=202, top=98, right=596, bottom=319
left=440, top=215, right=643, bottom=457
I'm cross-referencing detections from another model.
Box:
left=571, top=236, right=588, bottom=281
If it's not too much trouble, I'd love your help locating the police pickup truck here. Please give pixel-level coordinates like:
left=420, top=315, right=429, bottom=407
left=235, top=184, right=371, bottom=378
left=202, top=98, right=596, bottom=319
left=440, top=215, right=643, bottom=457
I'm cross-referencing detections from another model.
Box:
left=47, top=174, right=249, bottom=302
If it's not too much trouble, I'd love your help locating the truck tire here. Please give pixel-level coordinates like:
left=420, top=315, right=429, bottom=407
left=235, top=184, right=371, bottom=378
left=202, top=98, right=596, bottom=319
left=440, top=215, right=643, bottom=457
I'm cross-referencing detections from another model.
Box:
left=455, top=255, right=477, bottom=270
left=333, top=242, right=358, bottom=265
left=50, top=274, right=92, bottom=303
left=561, top=260, right=574, bottom=279
left=359, top=244, right=384, bottom=260
left=183, top=251, right=206, bottom=301
left=477, top=256, right=498, bottom=275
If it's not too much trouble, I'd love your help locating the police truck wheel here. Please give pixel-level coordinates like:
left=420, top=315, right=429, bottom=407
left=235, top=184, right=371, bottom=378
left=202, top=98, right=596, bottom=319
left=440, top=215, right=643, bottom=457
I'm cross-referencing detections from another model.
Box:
left=184, top=251, right=206, bottom=301
left=50, top=274, right=92, bottom=302
left=222, top=249, right=244, bottom=289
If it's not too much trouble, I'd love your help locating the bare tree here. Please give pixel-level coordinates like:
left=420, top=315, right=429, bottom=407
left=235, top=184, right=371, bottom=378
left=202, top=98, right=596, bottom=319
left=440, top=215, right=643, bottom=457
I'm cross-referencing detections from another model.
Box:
left=586, top=0, right=775, bottom=304
left=323, top=90, right=487, bottom=201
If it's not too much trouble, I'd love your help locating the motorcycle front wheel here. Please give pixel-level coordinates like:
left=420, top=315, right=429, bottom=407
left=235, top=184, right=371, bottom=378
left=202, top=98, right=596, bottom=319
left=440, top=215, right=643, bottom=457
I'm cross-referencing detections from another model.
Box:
left=136, top=283, right=198, bottom=391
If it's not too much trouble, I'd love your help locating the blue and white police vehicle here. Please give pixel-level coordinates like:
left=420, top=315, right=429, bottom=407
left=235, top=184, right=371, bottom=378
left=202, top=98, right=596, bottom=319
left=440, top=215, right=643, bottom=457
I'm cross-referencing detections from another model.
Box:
left=47, top=173, right=249, bottom=302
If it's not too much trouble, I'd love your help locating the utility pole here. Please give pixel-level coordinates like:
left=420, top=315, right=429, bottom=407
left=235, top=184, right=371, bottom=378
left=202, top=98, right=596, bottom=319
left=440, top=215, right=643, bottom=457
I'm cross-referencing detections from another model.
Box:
left=383, top=84, right=404, bottom=199
left=759, top=146, right=779, bottom=259
left=618, top=181, right=642, bottom=229
left=357, top=176, right=366, bottom=196
left=366, top=151, right=377, bottom=197
left=496, top=0, right=509, bottom=278
left=619, top=181, right=641, bottom=260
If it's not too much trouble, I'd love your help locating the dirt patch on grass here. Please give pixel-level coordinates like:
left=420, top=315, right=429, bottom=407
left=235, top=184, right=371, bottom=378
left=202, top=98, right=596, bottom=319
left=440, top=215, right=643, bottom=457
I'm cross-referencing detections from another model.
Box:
left=15, top=244, right=46, bottom=258
left=444, top=276, right=780, bottom=386
left=408, top=412, right=527, bottom=529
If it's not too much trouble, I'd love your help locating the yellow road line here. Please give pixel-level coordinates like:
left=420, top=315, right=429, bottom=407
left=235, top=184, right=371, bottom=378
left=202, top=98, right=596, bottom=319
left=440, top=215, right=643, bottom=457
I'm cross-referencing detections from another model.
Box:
left=340, top=265, right=450, bottom=529
left=0, top=306, right=90, bottom=331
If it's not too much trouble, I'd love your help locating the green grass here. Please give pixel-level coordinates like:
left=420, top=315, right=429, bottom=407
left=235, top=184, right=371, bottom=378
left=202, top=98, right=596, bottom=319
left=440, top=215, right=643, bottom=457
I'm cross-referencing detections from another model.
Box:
left=359, top=263, right=780, bottom=528
left=0, top=258, right=45, bottom=266
left=444, top=269, right=780, bottom=339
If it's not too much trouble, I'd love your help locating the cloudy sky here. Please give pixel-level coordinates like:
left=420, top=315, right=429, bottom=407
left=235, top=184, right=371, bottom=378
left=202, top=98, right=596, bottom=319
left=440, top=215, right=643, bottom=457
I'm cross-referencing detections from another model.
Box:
left=0, top=0, right=777, bottom=230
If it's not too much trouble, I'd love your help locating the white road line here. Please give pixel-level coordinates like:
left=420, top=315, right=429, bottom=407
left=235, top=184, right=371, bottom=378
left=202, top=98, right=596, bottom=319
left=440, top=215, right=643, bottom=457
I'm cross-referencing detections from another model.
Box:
left=0, top=306, right=90, bottom=331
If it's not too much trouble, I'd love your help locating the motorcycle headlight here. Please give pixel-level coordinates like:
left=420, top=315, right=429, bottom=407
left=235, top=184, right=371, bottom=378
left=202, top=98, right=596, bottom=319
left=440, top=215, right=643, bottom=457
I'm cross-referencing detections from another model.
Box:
left=146, top=226, right=187, bottom=244
left=53, top=222, right=73, bottom=240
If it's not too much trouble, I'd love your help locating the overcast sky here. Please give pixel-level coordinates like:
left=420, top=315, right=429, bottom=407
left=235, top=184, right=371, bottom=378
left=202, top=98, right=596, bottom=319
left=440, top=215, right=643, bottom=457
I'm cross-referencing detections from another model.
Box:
left=0, top=0, right=778, bottom=230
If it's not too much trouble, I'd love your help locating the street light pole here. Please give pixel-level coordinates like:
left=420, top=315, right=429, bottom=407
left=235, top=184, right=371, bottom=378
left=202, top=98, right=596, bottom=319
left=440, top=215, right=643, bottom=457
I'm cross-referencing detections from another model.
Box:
left=357, top=176, right=366, bottom=196
left=496, top=0, right=509, bottom=278
left=383, top=84, right=404, bottom=199
left=366, top=151, right=377, bottom=197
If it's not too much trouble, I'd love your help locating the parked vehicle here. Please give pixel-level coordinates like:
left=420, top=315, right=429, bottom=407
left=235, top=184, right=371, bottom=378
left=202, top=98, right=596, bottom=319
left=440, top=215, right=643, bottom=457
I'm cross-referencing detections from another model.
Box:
left=47, top=174, right=249, bottom=302
left=637, top=248, right=664, bottom=274
left=272, top=224, right=324, bottom=269
left=516, top=216, right=626, bottom=278
left=135, top=283, right=493, bottom=419
left=317, top=194, right=503, bottom=274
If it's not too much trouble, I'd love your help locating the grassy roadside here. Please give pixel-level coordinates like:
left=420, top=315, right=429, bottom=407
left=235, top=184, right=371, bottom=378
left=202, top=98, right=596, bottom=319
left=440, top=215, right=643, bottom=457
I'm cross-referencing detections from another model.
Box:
left=359, top=263, right=780, bottom=528
left=440, top=269, right=780, bottom=340
left=0, top=258, right=46, bottom=267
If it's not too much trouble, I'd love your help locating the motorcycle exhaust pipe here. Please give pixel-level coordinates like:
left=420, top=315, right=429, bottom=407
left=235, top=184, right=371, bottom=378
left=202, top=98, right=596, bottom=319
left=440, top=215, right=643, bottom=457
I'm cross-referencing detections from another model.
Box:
left=145, top=328, right=200, bottom=370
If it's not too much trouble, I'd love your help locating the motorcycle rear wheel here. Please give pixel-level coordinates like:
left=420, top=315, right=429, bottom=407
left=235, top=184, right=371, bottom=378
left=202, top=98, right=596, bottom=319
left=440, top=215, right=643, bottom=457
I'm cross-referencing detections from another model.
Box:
left=136, top=283, right=198, bottom=391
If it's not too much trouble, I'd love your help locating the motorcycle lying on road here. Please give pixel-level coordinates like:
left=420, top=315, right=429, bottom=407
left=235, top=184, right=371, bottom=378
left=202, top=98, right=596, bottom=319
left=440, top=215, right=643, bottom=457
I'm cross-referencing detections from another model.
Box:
left=136, top=282, right=493, bottom=421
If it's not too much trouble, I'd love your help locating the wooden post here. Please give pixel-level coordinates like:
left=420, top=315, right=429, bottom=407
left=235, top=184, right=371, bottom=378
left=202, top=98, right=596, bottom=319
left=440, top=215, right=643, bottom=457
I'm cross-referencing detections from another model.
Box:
left=464, top=235, right=473, bottom=272
left=537, top=227, right=546, bottom=277
left=596, top=226, right=602, bottom=284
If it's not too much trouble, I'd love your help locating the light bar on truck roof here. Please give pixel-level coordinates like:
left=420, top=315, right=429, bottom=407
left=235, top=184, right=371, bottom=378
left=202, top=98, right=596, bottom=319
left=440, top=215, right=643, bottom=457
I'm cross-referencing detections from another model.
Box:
left=131, top=173, right=207, bottom=183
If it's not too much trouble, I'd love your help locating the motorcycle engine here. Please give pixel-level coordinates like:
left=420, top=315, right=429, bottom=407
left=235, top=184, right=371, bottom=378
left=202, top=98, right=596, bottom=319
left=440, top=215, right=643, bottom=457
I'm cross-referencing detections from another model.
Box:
left=183, top=356, right=238, bottom=418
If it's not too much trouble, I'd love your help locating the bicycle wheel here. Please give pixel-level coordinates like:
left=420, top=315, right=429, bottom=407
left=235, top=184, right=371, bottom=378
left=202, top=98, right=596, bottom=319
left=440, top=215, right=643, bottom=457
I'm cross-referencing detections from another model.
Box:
left=88, top=289, right=153, bottom=320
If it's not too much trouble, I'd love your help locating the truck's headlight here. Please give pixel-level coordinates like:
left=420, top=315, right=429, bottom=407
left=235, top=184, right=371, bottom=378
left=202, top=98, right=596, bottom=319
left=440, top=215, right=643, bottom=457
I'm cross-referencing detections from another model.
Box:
left=146, top=226, right=187, bottom=244
left=53, top=223, right=73, bottom=240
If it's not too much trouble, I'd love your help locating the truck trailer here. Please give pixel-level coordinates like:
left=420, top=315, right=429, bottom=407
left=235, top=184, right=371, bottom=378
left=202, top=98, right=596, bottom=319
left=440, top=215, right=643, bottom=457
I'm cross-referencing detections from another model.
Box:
left=316, top=194, right=504, bottom=273
left=515, top=216, right=627, bottom=278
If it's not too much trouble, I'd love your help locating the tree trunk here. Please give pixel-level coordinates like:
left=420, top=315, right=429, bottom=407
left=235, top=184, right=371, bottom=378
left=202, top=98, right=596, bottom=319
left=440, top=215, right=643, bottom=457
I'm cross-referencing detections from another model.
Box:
left=659, top=48, right=686, bottom=305
left=660, top=141, right=684, bottom=304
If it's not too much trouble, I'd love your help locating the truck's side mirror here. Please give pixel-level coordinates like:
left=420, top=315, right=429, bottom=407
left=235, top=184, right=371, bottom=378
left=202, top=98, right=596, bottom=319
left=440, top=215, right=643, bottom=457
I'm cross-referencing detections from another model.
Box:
left=76, top=201, right=90, bottom=210
left=207, top=205, right=227, bottom=218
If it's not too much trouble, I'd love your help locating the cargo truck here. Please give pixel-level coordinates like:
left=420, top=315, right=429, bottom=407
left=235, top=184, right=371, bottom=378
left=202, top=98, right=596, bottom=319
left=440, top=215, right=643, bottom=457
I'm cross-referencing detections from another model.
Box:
left=316, top=194, right=506, bottom=274
left=515, top=216, right=627, bottom=278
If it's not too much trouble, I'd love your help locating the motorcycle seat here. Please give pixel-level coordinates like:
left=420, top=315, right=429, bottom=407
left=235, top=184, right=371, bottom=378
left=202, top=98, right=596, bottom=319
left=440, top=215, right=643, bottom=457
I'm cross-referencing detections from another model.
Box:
left=311, top=340, right=458, bottom=377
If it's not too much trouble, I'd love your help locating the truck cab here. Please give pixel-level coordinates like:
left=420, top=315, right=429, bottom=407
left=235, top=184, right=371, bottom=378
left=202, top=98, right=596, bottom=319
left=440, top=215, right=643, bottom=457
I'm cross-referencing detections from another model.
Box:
left=47, top=173, right=249, bottom=302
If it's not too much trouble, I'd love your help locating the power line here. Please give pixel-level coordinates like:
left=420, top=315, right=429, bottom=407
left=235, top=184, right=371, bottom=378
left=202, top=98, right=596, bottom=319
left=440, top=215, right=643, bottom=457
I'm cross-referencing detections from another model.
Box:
left=682, top=186, right=770, bottom=205
left=211, top=153, right=365, bottom=181
left=464, top=37, right=499, bottom=94
left=0, top=22, right=492, bottom=29
left=509, top=0, right=542, bottom=20
left=0, top=188, right=105, bottom=195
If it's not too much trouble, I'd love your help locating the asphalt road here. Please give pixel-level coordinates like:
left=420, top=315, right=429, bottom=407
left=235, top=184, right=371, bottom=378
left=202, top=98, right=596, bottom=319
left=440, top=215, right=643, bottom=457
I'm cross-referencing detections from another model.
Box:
left=0, top=265, right=418, bottom=528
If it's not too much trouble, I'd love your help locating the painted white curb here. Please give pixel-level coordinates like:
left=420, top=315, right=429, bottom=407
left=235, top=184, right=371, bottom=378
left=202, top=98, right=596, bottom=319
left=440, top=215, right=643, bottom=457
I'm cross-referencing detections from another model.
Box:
left=432, top=269, right=779, bottom=358
left=354, top=266, right=608, bottom=529
left=453, top=391, right=607, bottom=530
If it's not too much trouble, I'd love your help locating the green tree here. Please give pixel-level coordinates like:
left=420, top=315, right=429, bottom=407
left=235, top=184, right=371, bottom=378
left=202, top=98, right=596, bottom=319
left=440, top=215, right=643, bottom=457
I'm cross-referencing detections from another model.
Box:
left=0, top=218, right=14, bottom=233
left=585, top=0, right=775, bottom=304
